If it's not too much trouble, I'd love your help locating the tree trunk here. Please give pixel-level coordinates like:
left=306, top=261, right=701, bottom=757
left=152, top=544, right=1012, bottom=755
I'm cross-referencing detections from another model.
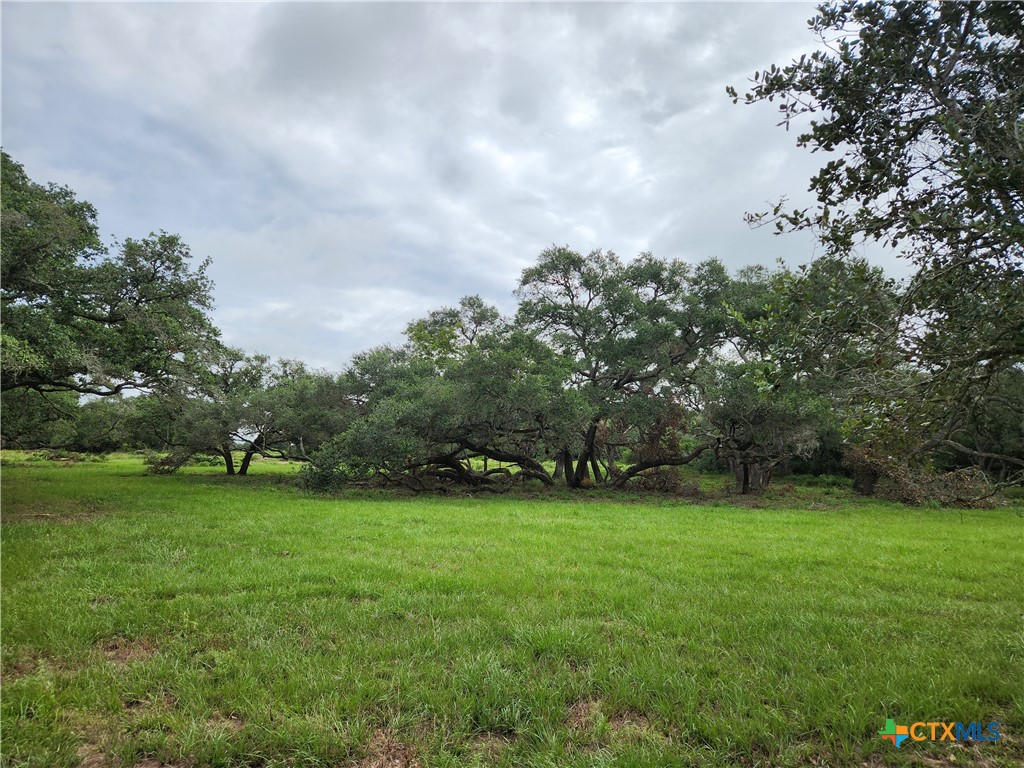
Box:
left=238, top=450, right=256, bottom=476
left=458, top=441, right=555, bottom=486
left=562, top=448, right=577, bottom=488
left=572, top=421, right=599, bottom=487
left=610, top=442, right=716, bottom=488
left=736, top=461, right=775, bottom=494
left=750, top=464, right=771, bottom=492
left=222, top=446, right=235, bottom=476
left=853, top=470, right=879, bottom=496
left=573, top=446, right=591, bottom=485
left=553, top=452, right=564, bottom=481
left=589, top=447, right=603, bottom=484
left=735, top=462, right=750, bottom=494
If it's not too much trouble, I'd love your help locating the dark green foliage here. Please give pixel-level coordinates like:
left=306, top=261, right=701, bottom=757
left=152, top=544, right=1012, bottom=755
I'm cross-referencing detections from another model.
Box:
left=303, top=311, right=583, bottom=491
left=934, top=366, right=1024, bottom=480
left=730, top=1, right=1024, bottom=487
left=701, top=362, right=834, bottom=494
left=515, top=247, right=751, bottom=487
left=0, top=389, right=79, bottom=448
left=1, top=152, right=219, bottom=396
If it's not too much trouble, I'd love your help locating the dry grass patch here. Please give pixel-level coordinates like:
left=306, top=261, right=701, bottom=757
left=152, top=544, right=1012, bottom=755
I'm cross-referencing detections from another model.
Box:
left=607, top=709, right=651, bottom=734
left=124, top=691, right=177, bottom=713
left=566, top=697, right=602, bottom=730
left=469, top=732, right=510, bottom=758
left=1, top=656, right=37, bottom=683
left=76, top=741, right=107, bottom=768
left=356, top=729, right=421, bottom=768
left=206, top=710, right=244, bottom=734
left=97, top=636, right=157, bottom=666
left=566, top=697, right=665, bottom=747
left=1, top=498, right=109, bottom=524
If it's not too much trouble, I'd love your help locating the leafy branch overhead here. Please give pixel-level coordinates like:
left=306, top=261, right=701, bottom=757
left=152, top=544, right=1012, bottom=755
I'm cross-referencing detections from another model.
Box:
left=729, top=0, right=1024, bottom=490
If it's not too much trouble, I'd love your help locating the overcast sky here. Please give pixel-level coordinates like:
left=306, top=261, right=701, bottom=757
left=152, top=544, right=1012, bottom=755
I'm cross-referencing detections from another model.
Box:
left=2, top=1, right=897, bottom=370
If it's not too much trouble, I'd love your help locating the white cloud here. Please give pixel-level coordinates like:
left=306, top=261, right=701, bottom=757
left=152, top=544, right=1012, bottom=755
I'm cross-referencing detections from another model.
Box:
left=3, top=1, right=904, bottom=369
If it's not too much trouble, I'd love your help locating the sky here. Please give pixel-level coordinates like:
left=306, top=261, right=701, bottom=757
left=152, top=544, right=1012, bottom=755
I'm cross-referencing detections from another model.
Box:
left=1, top=1, right=896, bottom=370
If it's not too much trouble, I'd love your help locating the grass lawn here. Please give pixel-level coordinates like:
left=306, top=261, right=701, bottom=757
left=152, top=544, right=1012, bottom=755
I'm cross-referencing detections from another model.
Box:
left=1, top=453, right=1021, bottom=767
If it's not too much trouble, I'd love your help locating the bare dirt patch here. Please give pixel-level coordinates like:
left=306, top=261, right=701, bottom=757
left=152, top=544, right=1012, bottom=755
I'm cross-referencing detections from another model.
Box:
left=470, top=732, right=510, bottom=758
left=356, top=729, right=422, bottom=768
left=2, top=499, right=109, bottom=524
left=207, top=710, right=244, bottom=734
left=566, top=697, right=602, bottom=730
left=97, top=636, right=157, bottom=666
left=77, top=742, right=107, bottom=768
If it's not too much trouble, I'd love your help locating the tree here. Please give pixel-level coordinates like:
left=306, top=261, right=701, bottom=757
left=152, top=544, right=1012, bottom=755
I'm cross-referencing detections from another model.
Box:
left=67, top=396, right=140, bottom=453
left=404, top=295, right=501, bottom=363
left=729, top=1, right=1024, bottom=485
left=1, top=151, right=219, bottom=396
left=0, top=389, right=79, bottom=449
left=304, top=305, right=582, bottom=490
left=130, top=346, right=248, bottom=474
left=139, top=347, right=351, bottom=476
left=934, top=366, right=1024, bottom=486
left=701, top=362, right=833, bottom=493
left=515, top=247, right=769, bottom=488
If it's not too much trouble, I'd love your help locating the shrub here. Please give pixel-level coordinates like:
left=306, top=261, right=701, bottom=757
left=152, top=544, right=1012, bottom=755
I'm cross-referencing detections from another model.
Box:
left=299, top=438, right=359, bottom=491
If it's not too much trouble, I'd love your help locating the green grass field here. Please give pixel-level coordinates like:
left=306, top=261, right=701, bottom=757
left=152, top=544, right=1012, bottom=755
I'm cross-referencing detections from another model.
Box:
left=2, top=453, right=1021, bottom=767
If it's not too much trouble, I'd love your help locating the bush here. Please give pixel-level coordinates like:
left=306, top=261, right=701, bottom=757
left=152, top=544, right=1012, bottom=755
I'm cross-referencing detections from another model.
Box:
left=32, top=449, right=107, bottom=463
left=796, top=474, right=851, bottom=489
left=299, top=438, right=357, bottom=491
left=689, top=451, right=729, bottom=474
left=189, top=454, right=225, bottom=467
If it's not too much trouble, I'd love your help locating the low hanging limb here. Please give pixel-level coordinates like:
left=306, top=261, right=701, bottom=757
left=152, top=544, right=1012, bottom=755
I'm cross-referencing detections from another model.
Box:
left=611, top=441, right=718, bottom=488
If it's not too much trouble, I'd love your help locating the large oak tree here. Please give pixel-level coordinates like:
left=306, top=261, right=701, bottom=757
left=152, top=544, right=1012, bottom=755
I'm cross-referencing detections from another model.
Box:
left=730, top=1, right=1024, bottom=488
left=1, top=151, right=219, bottom=396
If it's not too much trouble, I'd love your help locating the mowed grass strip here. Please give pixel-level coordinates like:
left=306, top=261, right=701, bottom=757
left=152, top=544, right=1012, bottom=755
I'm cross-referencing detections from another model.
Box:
left=1, top=455, right=1021, bottom=767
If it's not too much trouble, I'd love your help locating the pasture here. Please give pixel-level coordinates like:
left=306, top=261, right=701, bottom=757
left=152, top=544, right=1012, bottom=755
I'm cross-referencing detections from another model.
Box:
left=1, top=454, right=1021, bottom=767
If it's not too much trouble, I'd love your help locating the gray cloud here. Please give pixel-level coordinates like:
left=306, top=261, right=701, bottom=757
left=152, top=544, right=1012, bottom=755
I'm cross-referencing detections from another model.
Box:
left=3, top=2, right=900, bottom=371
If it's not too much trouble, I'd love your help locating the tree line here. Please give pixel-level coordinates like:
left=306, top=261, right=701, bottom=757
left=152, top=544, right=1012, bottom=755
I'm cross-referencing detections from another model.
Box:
left=2, top=1, right=1021, bottom=501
